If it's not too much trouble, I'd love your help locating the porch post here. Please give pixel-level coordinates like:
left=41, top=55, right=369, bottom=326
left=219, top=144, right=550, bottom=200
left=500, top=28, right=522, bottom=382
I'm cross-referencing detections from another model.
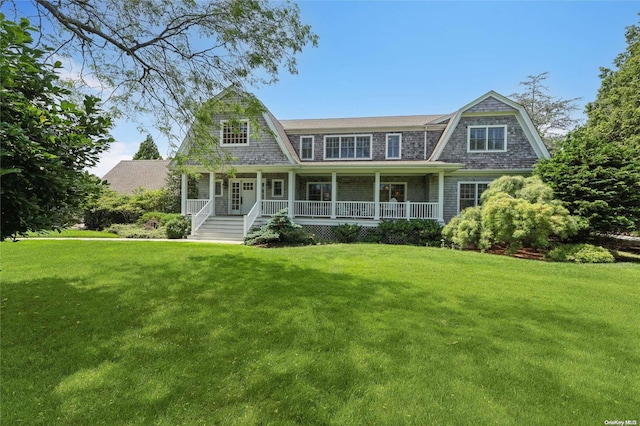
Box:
left=331, top=171, right=337, bottom=219
left=256, top=170, right=263, bottom=215
left=181, top=173, right=187, bottom=215
left=438, top=171, right=445, bottom=222
left=374, top=172, right=380, bottom=220
left=209, top=172, right=216, bottom=216
left=288, top=170, right=295, bottom=218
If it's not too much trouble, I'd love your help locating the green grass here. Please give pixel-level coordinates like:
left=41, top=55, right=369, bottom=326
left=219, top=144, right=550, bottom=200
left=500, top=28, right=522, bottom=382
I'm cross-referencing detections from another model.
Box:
left=26, top=229, right=120, bottom=238
left=1, top=241, right=639, bottom=425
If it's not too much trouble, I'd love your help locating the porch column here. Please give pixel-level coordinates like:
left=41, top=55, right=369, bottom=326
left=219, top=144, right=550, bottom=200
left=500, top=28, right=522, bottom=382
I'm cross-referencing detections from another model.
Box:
left=438, top=171, right=445, bottom=222
left=208, top=173, right=216, bottom=216
left=256, top=170, right=263, bottom=215
left=374, top=172, right=380, bottom=220
left=288, top=170, right=295, bottom=218
left=181, top=173, right=187, bottom=215
left=331, top=171, right=337, bottom=219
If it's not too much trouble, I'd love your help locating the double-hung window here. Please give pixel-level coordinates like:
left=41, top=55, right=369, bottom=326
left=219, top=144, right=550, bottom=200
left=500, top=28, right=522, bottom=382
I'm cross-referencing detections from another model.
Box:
left=300, top=136, right=314, bottom=160
left=386, top=134, right=402, bottom=159
left=458, top=182, right=490, bottom=212
left=324, top=135, right=372, bottom=159
left=272, top=179, right=284, bottom=197
left=307, top=183, right=332, bottom=201
left=379, top=183, right=406, bottom=202
left=220, top=120, right=249, bottom=146
left=468, top=125, right=506, bottom=152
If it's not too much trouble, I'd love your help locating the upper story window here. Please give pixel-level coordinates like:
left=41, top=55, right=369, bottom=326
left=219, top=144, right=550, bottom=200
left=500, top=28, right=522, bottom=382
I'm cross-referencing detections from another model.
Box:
left=386, top=134, right=402, bottom=159
left=468, top=125, right=506, bottom=152
left=324, top=135, right=372, bottom=160
left=300, top=136, right=314, bottom=160
left=220, top=120, right=249, bottom=146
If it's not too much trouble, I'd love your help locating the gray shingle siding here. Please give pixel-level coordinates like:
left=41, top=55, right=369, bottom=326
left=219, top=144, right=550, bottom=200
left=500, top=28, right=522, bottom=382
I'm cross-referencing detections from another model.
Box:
left=467, top=96, right=517, bottom=113
left=438, top=115, right=538, bottom=169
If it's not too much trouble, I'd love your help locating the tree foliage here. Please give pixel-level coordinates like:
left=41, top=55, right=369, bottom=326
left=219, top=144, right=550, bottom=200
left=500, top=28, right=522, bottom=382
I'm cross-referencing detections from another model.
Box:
left=535, top=17, right=640, bottom=234
left=1, top=0, right=318, bottom=151
left=133, top=134, right=162, bottom=160
left=510, top=72, right=581, bottom=150
left=0, top=15, right=113, bottom=240
left=442, top=176, right=579, bottom=252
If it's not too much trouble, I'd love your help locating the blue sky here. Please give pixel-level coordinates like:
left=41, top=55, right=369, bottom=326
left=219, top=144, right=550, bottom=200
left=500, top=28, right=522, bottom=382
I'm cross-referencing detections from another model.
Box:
left=27, top=1, right=640, bottom=176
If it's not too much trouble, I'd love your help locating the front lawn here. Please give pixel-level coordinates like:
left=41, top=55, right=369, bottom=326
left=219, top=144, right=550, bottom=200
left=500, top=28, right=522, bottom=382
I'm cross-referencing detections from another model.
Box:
left=1, top=241, right=638, bottom=424
left=26, top=229, right=120, bottom=238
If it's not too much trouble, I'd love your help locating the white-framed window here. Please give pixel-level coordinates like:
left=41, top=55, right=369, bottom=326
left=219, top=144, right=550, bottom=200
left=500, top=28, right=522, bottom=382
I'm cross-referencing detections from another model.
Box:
left=307, top=182, right=332, bottom=201
left=324, top=135, right=372, bottom=160
left=300, top=136, right=314, bottom=160
left=379, top=182, right=406, bottom=202
left=271, top=179, right=284, bottom=197
left=214, top=180, right=223, bottom=197
left=468, top=125, right=507, bottom=152
left=386, top=133, right=402, bottom=159
left=220, top=119, right=249, bottom=146
left=458, top=182, right=490, bottom=212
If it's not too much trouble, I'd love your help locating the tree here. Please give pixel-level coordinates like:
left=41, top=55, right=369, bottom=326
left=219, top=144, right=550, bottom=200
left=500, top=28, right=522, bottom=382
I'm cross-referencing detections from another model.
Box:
left=535, top=17, right=640, bottom=235
left=1, top=0, right=318, bottom=152
left=585, top=17, right=640, bottom=147
left=133, top=134, right=162, bottom=160
left=0, top=15, right=113, bottom=241
left=510, top=72, right=581, bottom=150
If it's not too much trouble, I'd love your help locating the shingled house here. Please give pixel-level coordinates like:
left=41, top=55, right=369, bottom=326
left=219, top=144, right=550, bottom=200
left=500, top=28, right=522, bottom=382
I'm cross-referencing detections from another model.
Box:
left=175, top=88, right=548, bottom=241
left=102, top=160, right=171, bottom=195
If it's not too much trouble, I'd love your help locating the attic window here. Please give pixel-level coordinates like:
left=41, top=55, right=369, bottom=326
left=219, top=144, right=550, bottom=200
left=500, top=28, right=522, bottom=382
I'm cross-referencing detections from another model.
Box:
left=220, top=120, right=249, bottom=146
left=468, top=125, right=506, bottom=152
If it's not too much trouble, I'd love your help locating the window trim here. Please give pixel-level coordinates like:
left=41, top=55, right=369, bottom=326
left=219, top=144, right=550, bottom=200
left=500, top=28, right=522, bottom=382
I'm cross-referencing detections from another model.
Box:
left=467, top=125, right=507, bottom=153
left=379, top=181, right=407, bottom=202
left=323, top=134, right=373, bottom=160
left=306, top=182, right=332, bottom=201
left=219, top=119, right=250, bottom=146
left=457, top=181, right=491, bottom=213
left=271, top=179, right=284, bottom=198
left=385, top=133, right=402, bottom=159
left=214, top=180, right=223, bottom=197
left=299, top=136, right=315, bottom=161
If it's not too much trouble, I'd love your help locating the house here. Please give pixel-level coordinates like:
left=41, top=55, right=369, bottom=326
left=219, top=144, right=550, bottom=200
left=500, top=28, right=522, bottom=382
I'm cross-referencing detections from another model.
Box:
left=102, top=160, right=171, bottom=194
left=175, top=88, right=548, bottom=241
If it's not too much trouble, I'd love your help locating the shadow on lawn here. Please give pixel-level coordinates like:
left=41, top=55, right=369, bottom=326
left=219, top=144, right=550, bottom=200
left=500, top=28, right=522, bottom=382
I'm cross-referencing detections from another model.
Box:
left=2, top=248, right=637, bottom=424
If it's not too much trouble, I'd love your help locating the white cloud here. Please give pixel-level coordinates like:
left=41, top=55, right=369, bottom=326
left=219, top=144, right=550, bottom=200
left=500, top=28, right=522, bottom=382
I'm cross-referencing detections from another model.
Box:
left=90, top=142, right=133, bottom=178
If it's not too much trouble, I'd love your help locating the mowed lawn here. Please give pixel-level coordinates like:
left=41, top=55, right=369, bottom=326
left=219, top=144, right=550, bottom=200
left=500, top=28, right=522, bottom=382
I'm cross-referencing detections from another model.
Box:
left=1, top=241, right=638, bottom=425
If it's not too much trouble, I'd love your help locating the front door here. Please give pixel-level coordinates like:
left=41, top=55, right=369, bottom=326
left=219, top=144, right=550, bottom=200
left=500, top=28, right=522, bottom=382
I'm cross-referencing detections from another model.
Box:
left=229, top=179, right=256, bottom=215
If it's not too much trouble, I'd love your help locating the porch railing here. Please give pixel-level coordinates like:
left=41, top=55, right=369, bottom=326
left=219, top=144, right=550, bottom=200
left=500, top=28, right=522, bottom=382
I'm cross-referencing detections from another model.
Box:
left=243, top=201, right=261, bottom=237
left=191, top=200, right=213, bottom=235
left=294, top=201, right=331, bottom=217
left=257, top=200, right=439, bottom=220
left=262, top=200, right=289, bottom=216
left=336, top=201, right=375, bottom=218
left=186, top=199, right=210, bottom=215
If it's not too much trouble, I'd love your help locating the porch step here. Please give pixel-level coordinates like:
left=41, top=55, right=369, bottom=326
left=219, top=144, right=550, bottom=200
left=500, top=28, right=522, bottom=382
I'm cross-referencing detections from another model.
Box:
left=188, top=216, right=246, bottom=242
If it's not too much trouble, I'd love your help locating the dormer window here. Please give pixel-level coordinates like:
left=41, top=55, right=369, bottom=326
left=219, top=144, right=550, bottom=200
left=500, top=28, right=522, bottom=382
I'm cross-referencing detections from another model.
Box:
left=386, top=134, right=402, bottom=159
left=468, top=125, right=506, bottom=152
left=220, top=120, right=249, bottom=146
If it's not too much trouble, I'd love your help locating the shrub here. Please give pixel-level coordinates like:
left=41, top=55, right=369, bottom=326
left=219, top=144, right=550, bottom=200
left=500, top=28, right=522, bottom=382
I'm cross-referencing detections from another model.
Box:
left=165, top=216, right=191, bottom=239
left=106, top=224, right=166, bottom=239
left=546, top=244, right=614, bottom=263
left=245, top=209, right=314, bottom=247
left=137, top=212, right=184, bottom=228
left=377, top=219, right=442, bottom=246
left=442, top=207, right=482, bottom=248
left=331, top=224, right=362, bottom=243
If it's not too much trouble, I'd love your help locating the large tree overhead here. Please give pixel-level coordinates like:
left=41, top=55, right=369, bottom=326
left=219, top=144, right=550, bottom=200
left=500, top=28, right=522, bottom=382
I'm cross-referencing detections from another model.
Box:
left=510, top=72, right=581, bottom=150
left=1, top=0, right=318, bottom=147
left=133, top=134, right=162, bottom=160
left=0, top=15, right=113, bottom=241
left=585, top=16, right=640, bottom=147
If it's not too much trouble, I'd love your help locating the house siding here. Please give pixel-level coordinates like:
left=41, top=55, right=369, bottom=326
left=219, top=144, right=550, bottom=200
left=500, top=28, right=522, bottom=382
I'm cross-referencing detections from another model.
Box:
left=466, top=96, right=517, bottom=113
left=438, top=115, right=538, bottom=169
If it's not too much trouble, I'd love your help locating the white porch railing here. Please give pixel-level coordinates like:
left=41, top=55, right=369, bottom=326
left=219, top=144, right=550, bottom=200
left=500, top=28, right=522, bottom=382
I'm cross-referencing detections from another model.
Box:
left=380, top=201, right=439, bottom=220
left=262, top=200, right=289, bottom=216
left=191, top=200, right=213, bottom=235
left=243, top=201, right=261, bottom=236
left=294, top=201, right=331, bottom=217
left=336, top=201, right=375, bottom=218
left=410, top=202, right=439, bottom=220
left=186, top=199, right=210, bottom=215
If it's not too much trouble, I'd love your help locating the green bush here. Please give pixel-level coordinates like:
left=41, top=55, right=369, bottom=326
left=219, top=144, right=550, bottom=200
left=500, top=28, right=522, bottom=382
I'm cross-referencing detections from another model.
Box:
left=546, top=244, right=614, bottom=263
left=442, top=206, right=482, bottom=249
left=245, top=209, right=314, bottom=247
left=137, top=212, right=184, bottom=228
left=377, top=219, right=442, bottom=246
left=165, top=216, right=191, bottom=239
left=106, top=224, right=166, bottom=239
left=331, top=224, right=362, bottom=243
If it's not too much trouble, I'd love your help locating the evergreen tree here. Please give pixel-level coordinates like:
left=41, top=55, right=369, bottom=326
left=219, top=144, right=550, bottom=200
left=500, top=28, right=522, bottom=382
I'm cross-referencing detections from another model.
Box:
left=133, top=135, right=162, bottom=160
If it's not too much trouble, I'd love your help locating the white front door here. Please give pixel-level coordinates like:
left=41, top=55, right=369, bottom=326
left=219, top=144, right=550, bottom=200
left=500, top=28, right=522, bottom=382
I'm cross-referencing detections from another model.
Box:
left=229, top=179, right=256, bottom=215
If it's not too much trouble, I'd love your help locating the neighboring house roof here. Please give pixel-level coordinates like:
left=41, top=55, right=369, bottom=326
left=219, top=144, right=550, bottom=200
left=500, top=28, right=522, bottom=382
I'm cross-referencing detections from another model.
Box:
left=280, top=114, right=450, bottom=132
left=102, top=160, right=170, bottom=194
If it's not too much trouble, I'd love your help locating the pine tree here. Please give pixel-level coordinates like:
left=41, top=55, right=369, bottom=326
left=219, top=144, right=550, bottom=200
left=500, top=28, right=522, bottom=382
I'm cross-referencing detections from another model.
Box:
left=133, top=135, right=162, bottom=160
